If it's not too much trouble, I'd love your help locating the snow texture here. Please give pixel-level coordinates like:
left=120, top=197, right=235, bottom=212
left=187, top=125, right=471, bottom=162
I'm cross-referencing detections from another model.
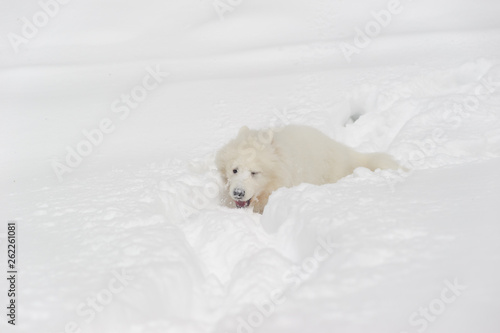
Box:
left=1, top=0, right=500, bottom=332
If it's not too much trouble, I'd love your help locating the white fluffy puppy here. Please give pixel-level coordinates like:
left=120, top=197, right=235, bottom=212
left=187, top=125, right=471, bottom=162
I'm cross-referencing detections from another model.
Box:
left=216, top=125, right=399, bottom=213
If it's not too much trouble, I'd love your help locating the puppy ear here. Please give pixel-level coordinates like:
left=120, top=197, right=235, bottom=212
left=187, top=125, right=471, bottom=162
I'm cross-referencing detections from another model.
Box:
left=215, top=155, right=228, bottom=184
left=237, top=126, right=250, bottom=137
left=257, top=128, right=275, bottom=146
left=215, top=149, right=225, bottom=174
left=269, top=129, right=275, bottom=145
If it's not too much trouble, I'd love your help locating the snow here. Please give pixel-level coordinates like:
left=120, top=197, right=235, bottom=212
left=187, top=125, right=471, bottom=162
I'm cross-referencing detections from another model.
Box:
left=1, top=0, right=500, bottom=332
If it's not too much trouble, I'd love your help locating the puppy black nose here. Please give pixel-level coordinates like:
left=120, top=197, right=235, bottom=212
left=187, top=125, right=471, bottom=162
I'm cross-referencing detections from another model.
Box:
left=233, top=188, right=245, bottom=199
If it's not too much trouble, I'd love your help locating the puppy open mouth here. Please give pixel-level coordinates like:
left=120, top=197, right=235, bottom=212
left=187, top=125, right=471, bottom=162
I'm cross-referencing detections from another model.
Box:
left=235, top=199, right=251, bottom=208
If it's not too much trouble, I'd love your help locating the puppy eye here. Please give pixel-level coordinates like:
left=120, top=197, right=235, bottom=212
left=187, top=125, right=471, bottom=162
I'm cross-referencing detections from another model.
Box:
left=233, top=169, right=238, bottom=174
left=251, top=171, right=259, bottom=176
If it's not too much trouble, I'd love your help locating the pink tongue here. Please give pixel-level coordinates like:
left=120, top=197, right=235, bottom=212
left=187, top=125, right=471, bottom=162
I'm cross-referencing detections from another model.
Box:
left=235, top=200, right=248, bottom=208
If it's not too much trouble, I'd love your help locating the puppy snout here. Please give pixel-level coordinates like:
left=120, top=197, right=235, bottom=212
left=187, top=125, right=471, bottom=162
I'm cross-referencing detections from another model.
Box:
left=233, top=188, right=245, bottom=199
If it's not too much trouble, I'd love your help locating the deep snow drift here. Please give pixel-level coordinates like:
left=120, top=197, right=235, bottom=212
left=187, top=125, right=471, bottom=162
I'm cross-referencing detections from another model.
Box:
left=1, top=0, right=500, bottom=332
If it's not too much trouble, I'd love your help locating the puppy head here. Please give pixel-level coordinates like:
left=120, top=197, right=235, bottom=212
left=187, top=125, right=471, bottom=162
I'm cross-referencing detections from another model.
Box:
left=216, top=127, right=279, bottom=210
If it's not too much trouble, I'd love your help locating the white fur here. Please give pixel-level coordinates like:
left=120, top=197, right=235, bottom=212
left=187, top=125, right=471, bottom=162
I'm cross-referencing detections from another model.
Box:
left=215, top=125, right=399, bottom=213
